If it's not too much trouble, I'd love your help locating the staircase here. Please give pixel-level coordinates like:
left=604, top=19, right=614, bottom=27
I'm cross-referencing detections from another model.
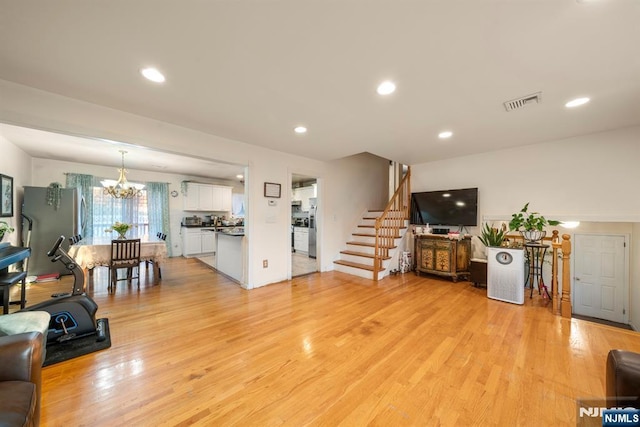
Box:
left=333, top=211, right=409, bottom=279
left=333, top=167, right=411, bottom=281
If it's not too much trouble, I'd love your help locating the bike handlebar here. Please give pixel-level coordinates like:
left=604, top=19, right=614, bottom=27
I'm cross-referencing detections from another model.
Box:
left=47, top=235, right=65, bottom=257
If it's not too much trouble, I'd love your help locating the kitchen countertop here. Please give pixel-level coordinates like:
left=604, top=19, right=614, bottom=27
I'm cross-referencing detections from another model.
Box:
left=181, top=225, right=241, bottom=230
left=218, top=231, right=245, bottom=237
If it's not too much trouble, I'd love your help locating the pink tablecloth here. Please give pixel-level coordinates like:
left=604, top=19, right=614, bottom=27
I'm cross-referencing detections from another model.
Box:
left=68, top=236, right=168, bottom=269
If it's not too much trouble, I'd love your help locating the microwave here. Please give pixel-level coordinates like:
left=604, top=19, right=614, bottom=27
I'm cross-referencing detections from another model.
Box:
left=183, top=216, right=202, bottom=226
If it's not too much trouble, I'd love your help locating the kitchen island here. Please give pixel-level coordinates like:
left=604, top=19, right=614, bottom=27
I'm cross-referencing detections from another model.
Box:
left=216, top=229, right=244, bottom=283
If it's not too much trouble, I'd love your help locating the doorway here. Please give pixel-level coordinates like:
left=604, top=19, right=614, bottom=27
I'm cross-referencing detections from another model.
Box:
left=573, top=234, right=628, bottom=323
left=291, top=174, right=318, bottom=277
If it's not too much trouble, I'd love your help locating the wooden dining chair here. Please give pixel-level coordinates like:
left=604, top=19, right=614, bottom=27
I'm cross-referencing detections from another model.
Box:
left=145, top=232, right=166, bottom=279
left=109, top=239, right=141, bottom=291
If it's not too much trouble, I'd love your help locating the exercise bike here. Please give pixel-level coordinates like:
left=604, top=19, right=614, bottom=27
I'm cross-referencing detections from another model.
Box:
left=21, top=235, right=106, bottom=344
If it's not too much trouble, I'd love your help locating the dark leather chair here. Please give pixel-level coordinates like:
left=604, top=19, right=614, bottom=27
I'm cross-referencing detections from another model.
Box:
left=606, top=349, right=640, bottom=408
left=109, top=239, right=141, bottom=291
left=0, top=331, right=44, bottom=426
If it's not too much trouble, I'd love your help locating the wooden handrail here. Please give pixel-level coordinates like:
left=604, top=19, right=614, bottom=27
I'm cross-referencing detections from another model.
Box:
left=509, top=230, right=572, bottom=317
left=373, top=167, right=411, bottom=281
left=559, top=234, right=572, bottom=318
left=551, top=230, right=561, bottom=315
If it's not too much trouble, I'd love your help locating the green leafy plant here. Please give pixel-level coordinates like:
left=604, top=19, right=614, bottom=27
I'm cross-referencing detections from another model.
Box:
left=46, top=182, right=63, bottom=210
left=0, top=221, right=15, bottom=240
left=508, top=202, right=560, bottom=231
left=105, top=221, right=133, bottom=237
left=478, top=222, right=506, bottom=247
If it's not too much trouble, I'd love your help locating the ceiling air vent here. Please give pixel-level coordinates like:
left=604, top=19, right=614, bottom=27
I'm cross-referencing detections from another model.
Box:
left=503, top=92, right=542, bottom=112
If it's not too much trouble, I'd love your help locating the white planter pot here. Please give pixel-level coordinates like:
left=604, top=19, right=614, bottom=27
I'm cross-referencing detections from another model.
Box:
left=521, top=230, right=546, bottom=243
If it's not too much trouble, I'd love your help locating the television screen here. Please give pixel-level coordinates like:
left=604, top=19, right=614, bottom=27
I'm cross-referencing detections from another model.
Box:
left=410, top=188, right=478, bottom=226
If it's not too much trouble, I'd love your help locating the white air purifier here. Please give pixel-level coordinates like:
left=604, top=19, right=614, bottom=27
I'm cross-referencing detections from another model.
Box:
left=487, top=247, right=525, bottom=305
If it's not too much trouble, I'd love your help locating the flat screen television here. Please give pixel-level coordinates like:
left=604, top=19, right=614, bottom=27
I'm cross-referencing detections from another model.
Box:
left=410, top=188, right=478, bottom=226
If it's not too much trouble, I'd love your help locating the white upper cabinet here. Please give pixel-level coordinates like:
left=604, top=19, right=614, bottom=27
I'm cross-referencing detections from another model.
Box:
left=198, top=184, right=215, bottom=211
left=184, top=183, right=200, bottom=210
left=211, top=185, right=232, bottom=211
left=292, top=186, right=315, bottom=211
left=183, top=182, right=233, bottom=212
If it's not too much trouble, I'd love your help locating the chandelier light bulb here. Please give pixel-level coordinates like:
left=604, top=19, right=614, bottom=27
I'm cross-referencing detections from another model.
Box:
left=101, top=150, right=145, bottom=199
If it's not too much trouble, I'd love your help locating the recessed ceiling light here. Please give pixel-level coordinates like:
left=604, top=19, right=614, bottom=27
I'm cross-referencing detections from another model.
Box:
left=236, top=174, right=244, bottom=179
left=140, top=67, right=166, bottom=83
left=294, top=126, right=307, bottom=134
left=438, top=131, right=453, bottom=139
left=565, top=97, right=590, bottom=108
left=376, top=81, right=396, bottom=96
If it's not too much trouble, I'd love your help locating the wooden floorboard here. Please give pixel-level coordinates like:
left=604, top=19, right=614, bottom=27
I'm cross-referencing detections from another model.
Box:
left=7, top=257, right=640, bottom=426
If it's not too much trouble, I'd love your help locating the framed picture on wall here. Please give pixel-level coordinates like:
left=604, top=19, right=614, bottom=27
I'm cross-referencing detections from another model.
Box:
left=264, top=182, right=281, bottom=198
left=0, top=175, right=13, bottom=217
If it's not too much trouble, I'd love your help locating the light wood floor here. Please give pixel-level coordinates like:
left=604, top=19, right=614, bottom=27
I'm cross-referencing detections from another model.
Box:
left=292, top=251, right=317, bottom=277
left=9, top=257, right=640, bottom=426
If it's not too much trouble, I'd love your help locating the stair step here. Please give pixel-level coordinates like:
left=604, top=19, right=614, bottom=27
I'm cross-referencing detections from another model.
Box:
left=347, top=241, right=396, bottom=249
left=334, top=260, right=385, bottom=272
left=340, top=250, right=391, bottom=260
left=358, top=224, right=407, bottom=230
left=352, top=232, right=401, bottom=238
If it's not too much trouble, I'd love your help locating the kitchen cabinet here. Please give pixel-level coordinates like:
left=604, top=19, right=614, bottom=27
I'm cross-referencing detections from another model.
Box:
left=202, top=230, right=216, bottom=253
left=217, top=232, right=243, bottom=282
left=293, top=226, right=309, bottom=253
left=292, top=185, right=316, bottom=211
left=183, top=183, right=233, bottom=212
left=182, top=228, right=216, bottom=256
left=211, top=185, right=233, bottom=211
left=414, top=234, right=471, bottom=282
left=183, top=183, right=201, bottom=211
left=198, top=184, right=214, bottom=210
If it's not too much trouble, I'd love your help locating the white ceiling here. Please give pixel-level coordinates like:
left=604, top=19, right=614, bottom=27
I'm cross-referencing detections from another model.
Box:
left=0, top=0, right=639, bottom=174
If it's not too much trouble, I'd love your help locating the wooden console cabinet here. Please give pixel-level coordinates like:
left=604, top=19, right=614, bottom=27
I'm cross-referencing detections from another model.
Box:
left=414, top=234, right=471, bottom=282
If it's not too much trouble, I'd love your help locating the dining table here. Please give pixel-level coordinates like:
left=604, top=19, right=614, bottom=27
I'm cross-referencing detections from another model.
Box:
left=68, top=235, right=168, bottom=285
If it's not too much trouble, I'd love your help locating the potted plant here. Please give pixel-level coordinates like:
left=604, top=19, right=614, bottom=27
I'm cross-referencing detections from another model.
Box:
left=478, top=222, right=506, bottom=248
left=0, top=221, right=14, bottom=241
left=508, top=202, right=560, bottom=242
left=105, top=222, right=133, bottom=239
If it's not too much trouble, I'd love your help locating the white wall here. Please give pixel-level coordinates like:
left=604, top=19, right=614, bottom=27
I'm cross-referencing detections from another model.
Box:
left=412, top=125, right=640, bottom=222
left=320, top=153, right=390, bottom=272
left=411, top=125, right=640, bottom=327
left=0, top=80, right=390, bottom=289
left=0, top=133, right=31, bottom=246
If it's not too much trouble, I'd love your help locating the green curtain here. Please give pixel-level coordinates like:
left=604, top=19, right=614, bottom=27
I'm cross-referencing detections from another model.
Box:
left=65, top=173, right=100, bottom=238
left=146, top=182, right=171, bottom=256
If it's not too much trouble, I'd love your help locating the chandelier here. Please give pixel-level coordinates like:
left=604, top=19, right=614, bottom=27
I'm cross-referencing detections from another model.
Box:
left=101, top=150, right=145, bottom=199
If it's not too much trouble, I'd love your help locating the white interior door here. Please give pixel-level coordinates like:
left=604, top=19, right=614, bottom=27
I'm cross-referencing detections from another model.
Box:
left=573, top=234, right=626, bottom=323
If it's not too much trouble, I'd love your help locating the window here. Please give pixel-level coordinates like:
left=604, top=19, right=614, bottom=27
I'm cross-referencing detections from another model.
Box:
left=92, top=187, right=149, bottom=237
left=232, top=193, right=245, bottom=217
